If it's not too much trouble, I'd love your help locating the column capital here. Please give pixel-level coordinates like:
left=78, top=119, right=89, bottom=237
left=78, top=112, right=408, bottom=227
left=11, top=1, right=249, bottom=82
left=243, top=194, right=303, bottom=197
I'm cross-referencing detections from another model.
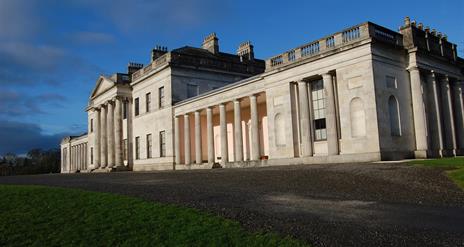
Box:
left=233, top=98, right=242, bottom=103
left=321, top=72, right=333, bottom=77
left=297, top=80, right=307, bottom=85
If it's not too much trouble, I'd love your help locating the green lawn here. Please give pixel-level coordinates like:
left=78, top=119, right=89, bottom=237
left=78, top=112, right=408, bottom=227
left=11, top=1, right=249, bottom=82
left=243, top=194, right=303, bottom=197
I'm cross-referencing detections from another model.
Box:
left=0, top=185, right=308, bottom=247
left=409, top=157, right=464, bottom=189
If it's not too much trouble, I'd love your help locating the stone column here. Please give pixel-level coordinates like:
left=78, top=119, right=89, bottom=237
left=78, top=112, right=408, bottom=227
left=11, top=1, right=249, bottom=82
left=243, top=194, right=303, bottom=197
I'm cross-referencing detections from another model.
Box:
left=114, top=98, right=123, bottom=167
left=219, top=103, right=228, bottom=165
left=194, top=110, right=202, bottom=164
left=323, top=73, right=339, bottom=155
left=250, top=95, right=260, bottom=161
left=441, top=76, right=456, bottom=156
left=234, top=99, right=243, bottom=162
left=174, top=116, right=181, bottom=165
left=298, top=81, right=313, bottom=157
left=184, top=114, right=191, bottom=165
left=206, top=107, right=214, bottom=164
left=77, top=145, right=81, bottom=170
left=408, top=67, right=428, bottom=158
left=67, top=141, right=71, bottom=172
left=100, top=104, right=108, bottom=167
left=427, top=71, right=444, bottom=157
left=453, top=82, right=464, bottom=154
left=126, top=98, right=134, bottom=169
left=107, top=101, right=115, bottom=168
left=93, top=108, right=101, bottom=169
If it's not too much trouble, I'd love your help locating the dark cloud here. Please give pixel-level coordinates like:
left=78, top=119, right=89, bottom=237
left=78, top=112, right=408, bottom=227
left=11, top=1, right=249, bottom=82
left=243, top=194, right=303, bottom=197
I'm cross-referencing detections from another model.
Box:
left=0, top=119, right=74, bottom=155
left=0, top=90, right=67, bottom=116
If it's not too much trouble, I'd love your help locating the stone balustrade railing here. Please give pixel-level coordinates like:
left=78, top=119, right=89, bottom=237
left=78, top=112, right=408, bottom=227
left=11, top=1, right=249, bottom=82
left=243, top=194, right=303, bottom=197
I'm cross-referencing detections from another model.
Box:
left=266, top=22, right=403, bottom=71
left=132, top=53, right=172, bottom=81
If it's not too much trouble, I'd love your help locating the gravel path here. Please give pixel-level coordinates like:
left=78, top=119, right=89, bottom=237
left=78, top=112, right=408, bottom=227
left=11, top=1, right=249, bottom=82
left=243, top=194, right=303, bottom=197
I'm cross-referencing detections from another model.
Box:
left=1, top=162, right=463, bottom=246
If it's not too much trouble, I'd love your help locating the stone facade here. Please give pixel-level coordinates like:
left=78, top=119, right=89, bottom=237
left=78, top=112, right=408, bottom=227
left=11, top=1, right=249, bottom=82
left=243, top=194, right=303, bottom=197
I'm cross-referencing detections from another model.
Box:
left=61, top=18, right=464, bottom=173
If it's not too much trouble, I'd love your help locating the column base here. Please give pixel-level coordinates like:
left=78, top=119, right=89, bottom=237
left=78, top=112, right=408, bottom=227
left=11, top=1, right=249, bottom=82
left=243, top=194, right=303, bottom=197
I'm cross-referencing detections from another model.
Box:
left=413, top=150, right=428, bottom=159
left=110, top=165, right=129, bottom=172
left=442, top=149, right=456, bottom=157
left=427, top=149, right=443, bottom=158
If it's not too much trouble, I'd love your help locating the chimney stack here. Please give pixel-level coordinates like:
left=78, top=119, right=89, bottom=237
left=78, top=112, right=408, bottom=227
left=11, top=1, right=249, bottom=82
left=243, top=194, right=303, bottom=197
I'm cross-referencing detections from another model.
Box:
left=127, top=62, right=143, bottom=75
left=237, top=41, right=254, bottom=61
left=151, top=45, right=168, bottom=62
left=202, top=32, right=219, bottom=54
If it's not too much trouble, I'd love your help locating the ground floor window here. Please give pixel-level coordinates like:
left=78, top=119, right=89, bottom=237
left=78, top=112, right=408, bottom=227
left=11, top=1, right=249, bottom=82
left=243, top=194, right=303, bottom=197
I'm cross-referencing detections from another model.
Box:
left=311, top=79, right=327, bottom=141
left=146, top=134, right=152, bottom=158
left=123, top=139, right=128, bottom=161
left=159, top=131, right=166, bottom=157
left=135, top=137, right=140, bottom=160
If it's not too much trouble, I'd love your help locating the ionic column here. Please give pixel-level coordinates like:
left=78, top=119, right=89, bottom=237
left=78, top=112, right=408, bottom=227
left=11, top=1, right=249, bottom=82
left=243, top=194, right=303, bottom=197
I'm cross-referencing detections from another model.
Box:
left=206, top=107, right=214, bottom=164
left=234, top=99, right=243, bottom=162
left=250, top=95, right=260, bottom=161
left=126, top=98, right=134, bottom=169
left=194, top=110, right=202, bottom=164
left=453, top=82, right=464, bottom=153
left=323, top=73, right=339, bottom=155
left=174, top=116, right=181, bottom=164
left=114, top=98, right=123, bottom=167
left=427, top=71, right=444, bottom=156
left=100, top=104, right=108, bottom=167
left=219, top=103, right=228, bottom=165
left=67, top=142, right=71, bottom=172
left=93, top=108, right=101, bottom=169
left=408, top=67, right=428, bottom=158
left=77, top=145, right=81, bottom=170
left=184, top=114, right=191, bottom=165
left=298, top=81, right=312, bottom=157
left=107, top=101, right=115, bottom=168
left=441, top=76, right=456, bottom=155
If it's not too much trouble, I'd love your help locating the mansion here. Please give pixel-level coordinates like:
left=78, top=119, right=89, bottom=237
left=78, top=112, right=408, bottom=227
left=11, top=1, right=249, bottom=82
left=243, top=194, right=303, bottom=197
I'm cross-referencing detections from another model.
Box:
left=60, top=18, right=464, bottom=173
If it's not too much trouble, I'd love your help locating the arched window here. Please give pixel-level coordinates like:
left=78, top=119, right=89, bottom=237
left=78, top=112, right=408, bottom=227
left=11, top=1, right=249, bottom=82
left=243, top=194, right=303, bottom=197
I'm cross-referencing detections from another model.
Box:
left=350, top=97, right=366, bottom=137
left=388, top=95, right=402, bottom=136
left=274, top=113, right=285, bottom=146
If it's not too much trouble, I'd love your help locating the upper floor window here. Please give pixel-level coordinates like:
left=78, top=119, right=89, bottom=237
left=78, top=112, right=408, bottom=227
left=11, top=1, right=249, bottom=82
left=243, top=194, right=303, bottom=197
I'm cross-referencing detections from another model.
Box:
left=311, top=79, right=327, bottom=141
left=187, top=84, right=199, bottom=98
left=159, top=86, right=165, bottom=108
left=146, top=92, right=151, bottom=113
left=90, top=119, right=93, bottom=132
left=134, top=98, right=140, bottom=116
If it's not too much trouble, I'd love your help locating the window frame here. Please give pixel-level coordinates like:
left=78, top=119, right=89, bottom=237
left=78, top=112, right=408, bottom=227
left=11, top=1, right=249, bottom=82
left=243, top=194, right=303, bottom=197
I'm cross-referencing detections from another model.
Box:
left=134, top=98, right=140, bottom=116
left=159, top=86, right=165, bottom=108
left=146, top=92, right=151, bottom=113
left=159, top=130, right=166, bottom=157
left=146, top=134, right=152, bottom=158
left=135, top=136, right=140, bottom=160
left=311, top=79, right=327, bottom=141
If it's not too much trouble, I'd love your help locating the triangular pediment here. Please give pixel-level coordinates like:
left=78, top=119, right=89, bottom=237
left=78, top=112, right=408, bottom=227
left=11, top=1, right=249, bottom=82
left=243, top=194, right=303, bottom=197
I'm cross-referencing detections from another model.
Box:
left=90, top=76, right=116, bottom=98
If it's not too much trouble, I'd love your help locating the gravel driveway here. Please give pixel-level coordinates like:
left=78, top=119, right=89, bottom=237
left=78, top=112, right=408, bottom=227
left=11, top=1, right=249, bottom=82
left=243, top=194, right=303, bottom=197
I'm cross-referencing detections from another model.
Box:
left=1, top=162, right=463, bottom=247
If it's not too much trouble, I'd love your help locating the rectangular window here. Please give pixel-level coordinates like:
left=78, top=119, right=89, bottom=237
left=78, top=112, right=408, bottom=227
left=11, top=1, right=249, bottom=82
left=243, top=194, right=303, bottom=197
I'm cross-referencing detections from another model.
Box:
left=146, top=134, right=152, bottom=158
left=159, top=86, right=165, bottom=108
left=135, top=136, right=140, bottom=160
left=90, top=119, right=93, bottom=132
left=123, top=139, right=128, bottom=161
left=311, top=79, right=327, bottom=141
left=159, top=131, right=166, bottom=157
left=187, top=84, right=199, bottom=98
left=134, top=98, right=139, bottom=116
left=146, top=92, right=151, bottom=113
left=123, top=101, right=127, bottom=119
left=90, top=147, right=93, bottom=164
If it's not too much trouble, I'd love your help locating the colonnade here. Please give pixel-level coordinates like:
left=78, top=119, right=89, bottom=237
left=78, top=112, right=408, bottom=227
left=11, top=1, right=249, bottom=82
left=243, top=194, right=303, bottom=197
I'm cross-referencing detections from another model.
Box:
left=92, top=96, right=131, bottom=169
left=69, top=143, right=87, bottom=172
left=409, top=67, right=464, bottom=157
left=174, top=94, right=262, bottom=166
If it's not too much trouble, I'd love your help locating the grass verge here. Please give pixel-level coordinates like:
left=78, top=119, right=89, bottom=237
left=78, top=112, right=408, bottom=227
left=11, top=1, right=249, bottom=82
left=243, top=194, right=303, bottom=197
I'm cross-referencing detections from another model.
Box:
left=409, top=157, right=464, bottom=190
left=0, top=185, right=308, bottom=247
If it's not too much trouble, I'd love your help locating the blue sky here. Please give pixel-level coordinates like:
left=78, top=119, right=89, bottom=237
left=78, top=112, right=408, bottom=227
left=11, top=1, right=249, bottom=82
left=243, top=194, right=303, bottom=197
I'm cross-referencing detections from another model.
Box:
left=0, top=0, right=463, bottom=154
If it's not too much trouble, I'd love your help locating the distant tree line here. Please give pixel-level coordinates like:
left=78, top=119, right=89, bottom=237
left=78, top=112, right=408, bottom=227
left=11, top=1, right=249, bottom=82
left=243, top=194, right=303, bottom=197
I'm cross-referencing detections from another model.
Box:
left=0, top=148, right=60, bottom=176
